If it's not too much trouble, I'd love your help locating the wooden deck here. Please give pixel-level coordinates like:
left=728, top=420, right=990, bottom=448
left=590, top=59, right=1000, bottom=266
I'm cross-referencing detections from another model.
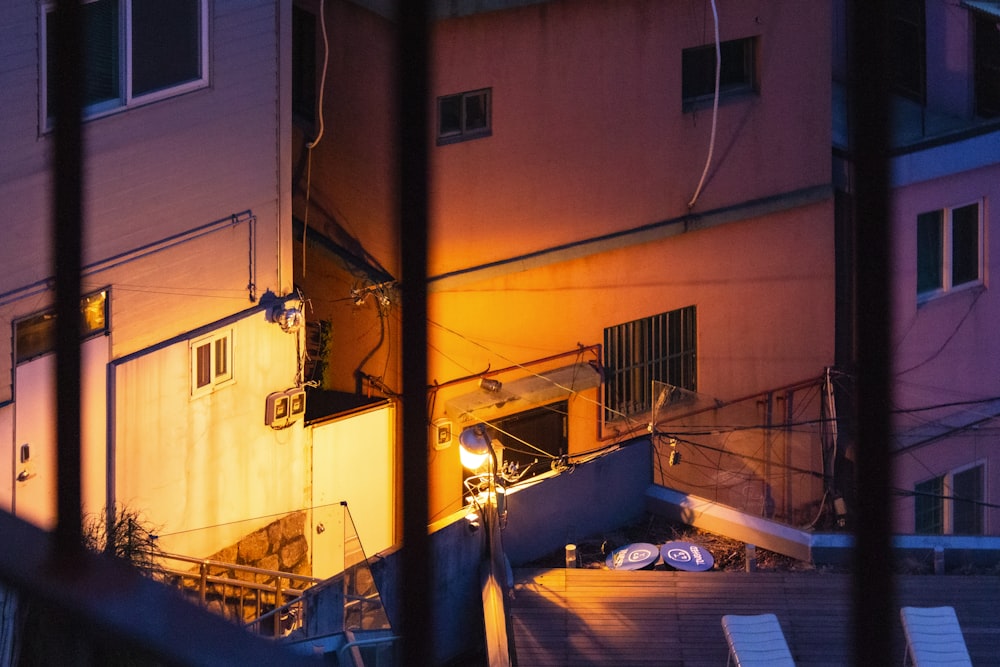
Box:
left=510, top=568, right=1000, bottom=666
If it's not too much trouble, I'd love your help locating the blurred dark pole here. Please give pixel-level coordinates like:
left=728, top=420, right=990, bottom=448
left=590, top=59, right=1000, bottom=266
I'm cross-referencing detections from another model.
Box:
left=397, top=0, right=432, bottom=664
left=847, top=1, right=894, bottom=666
left=52, top=0, right=84, bottom=560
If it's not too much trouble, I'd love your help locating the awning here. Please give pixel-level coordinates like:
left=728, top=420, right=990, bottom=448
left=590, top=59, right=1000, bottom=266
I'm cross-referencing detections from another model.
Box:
left=445, top=362, right=602, bottom=423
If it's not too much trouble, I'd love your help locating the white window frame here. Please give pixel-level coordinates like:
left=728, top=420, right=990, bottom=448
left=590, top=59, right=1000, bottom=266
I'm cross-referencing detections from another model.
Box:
left=40, top=0, right=209, bottom=129
left=190, top=329, right=234, bottom=397
left=916, top=199, right=984, bottom=303
left=915, top=461, right=986, bottom=535
left=436, top=88, right=492, bottom=145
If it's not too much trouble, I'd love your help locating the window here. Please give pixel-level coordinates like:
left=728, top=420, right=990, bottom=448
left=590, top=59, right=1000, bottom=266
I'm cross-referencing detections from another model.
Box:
left=493, top=401, right=568, bottom=481
left=42, top=0, right=208, bottom=124
left=916, top=201, right=983, bottom=300
left=191, top=330, right=233, bottom=396
left=603, top=306, right=696, bottom=421
left=890, top=0, right=926, bottom=104
left=915, top=464, right=984, bottom=535
left=974, top=11, right=1000, bottom=118
left=437, top=89, right=491, bottom=145
left=292, top=5, right=317, bottom=125
left=14, top=290, right=108, bottom=364
left=682, top=37, right=757, bottom=111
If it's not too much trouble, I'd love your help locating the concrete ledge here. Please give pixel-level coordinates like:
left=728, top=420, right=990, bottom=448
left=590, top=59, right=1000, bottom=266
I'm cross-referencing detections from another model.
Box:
left=645, top=484, right=851, bottom=564
left=646, top=485, right=1000, bottom=568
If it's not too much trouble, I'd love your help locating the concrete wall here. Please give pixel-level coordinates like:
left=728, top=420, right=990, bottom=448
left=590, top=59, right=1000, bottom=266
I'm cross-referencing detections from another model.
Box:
left=370, top=440, right=651, bottom=664
left=298, top=0, right=837, bottom=525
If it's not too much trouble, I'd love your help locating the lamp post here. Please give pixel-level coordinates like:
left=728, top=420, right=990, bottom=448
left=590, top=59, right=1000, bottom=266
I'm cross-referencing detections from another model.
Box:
left=458, top=424, right=514, bottom=666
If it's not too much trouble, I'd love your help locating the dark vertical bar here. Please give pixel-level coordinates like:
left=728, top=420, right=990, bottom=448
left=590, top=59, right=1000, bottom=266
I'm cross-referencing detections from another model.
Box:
left=397, top=0, right=431, bottom=664
left=847, top=1, right=894, bottom=665
left=52, top=0, right=85, bottom=558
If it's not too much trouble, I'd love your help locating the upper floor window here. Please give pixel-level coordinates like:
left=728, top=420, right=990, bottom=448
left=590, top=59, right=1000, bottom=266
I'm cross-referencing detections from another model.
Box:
left=974, top=10, right=1000, bottom=118
left=890, top=0, right=926, bottom=104
left=604, top=306, right=697, bottom=422
left=190, top=329, right=233, bottom=397
left=14, top=290, right=108, bottom=364
left=292, top=4, right=317, bottom=126
left=915, top=463, right=984, bottom=535
left=916, top=201, right=983, bottom=301
left=42, top=0, right=208, bottom=125
left=437, top=88, right=491, bottom=145
left=682, top=37, right=757, bottom=111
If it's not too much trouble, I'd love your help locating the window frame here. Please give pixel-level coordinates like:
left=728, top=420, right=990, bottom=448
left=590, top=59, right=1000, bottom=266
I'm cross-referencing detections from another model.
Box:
left=916, top=199, right=984, bottom=303
left=13, top=290, right=109, bottom=364
left=603, top=306, right=697, bottom=423
left=889, top=0, right=926, bottom=105
left=974, top=9, right=1000, bottom=118
left=190, top=329, right=234, bottom=398
left=40, top=0, right=209, bottom=129
left=436, top=88, right=492, bottom=145
left=914, top=462, right=986, bottom=535
left=681, top=36, right=758, bottom=112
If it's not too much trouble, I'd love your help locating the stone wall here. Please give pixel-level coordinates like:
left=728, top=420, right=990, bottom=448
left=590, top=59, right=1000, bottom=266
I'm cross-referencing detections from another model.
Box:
left=208, top=511, right=311, bottom=577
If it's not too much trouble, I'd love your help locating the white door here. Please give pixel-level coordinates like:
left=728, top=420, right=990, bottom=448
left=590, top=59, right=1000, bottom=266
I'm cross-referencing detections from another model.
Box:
left=13, top=338, right=108, bottom=530
left=311, top=403, right=395, bottom=578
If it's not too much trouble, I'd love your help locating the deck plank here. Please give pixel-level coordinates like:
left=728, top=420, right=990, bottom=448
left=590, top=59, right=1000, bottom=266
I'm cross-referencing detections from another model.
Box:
left=510, top=568, right=1000, bottom=666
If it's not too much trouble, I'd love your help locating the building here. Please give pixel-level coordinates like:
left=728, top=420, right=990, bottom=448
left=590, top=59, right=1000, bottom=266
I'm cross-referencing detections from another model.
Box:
left=293, top=0, right=837, bottom=527
left=0, top=0, right=318, bottom=561
left=833, top=0, right=1000, bottom=535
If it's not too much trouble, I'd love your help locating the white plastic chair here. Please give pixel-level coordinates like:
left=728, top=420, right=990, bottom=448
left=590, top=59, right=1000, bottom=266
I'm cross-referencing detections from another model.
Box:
left=900, top=606, right=972, bottom=667
left=721, top=613, right=796, bottom=667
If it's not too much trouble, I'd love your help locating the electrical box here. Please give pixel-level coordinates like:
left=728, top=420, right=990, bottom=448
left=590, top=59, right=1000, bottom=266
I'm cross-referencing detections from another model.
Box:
left=432, top=418, right=453, bottom=450
left=266, top=388, right=307, bottom=430
left=287, top=388, right=306, bottom=421
left=265, top=391, right=291, bottom=429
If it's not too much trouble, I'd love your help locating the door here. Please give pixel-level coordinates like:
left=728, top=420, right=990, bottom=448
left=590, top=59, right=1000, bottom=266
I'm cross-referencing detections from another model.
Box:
left=13, top=337, right=108, bottom=529
left=311, top=403, right=395, bottom=578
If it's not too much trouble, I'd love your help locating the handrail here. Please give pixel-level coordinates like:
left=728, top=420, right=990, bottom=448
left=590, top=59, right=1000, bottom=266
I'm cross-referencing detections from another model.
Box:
left=147, top=551, right=324, bottom=637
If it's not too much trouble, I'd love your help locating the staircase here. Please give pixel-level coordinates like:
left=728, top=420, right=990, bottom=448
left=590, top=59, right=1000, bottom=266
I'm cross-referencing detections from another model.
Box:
left=150, top=551, right=323, bottom=637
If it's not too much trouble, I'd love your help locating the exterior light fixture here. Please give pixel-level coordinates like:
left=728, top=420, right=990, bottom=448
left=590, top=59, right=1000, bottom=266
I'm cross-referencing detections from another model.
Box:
left=459, top=424, right=491, bottom=471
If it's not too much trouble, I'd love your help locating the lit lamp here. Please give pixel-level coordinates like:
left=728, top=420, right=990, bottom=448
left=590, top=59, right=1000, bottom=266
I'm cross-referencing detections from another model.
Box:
left=459, top=424, right=491, bottom=471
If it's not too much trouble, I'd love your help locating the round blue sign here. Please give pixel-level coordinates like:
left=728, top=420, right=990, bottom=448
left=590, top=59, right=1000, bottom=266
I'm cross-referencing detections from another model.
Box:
left=660, top=541, right=714, bottom=571
left=605, top=542, right=659, bottom=570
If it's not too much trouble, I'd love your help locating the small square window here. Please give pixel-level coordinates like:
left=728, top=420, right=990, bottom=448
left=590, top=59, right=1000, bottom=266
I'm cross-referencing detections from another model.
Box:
left=437, top=88, right=492, bottom=145
left=682, top=37, right=757, bottom=111
left=915, top=463, right=985, bottom=535
left=916, top=201, right=983, bottom=301
left=191, top=330, right=233, bottom=396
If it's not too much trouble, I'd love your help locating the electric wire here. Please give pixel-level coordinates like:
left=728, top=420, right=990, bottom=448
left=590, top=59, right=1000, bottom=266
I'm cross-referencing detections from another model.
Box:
left=687, top=0, right=720, bottom=210
left=301, top=0, right=329, bottom=278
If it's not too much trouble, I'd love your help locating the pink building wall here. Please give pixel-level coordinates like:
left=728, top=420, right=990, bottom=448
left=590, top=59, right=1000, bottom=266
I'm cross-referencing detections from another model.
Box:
left=299, top=0, right=836, bottom=522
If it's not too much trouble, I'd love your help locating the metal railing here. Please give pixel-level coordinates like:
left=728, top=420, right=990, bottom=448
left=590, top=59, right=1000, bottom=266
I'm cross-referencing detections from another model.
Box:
left=149, top=551, right=323, bottom=637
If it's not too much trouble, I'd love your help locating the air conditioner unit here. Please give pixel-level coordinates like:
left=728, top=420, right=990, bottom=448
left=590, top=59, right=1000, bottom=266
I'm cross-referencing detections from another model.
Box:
left=265, top=391, right=291, bottom=429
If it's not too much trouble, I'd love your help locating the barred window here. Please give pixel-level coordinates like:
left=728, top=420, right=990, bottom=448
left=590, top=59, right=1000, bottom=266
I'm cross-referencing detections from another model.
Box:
left=603, top=306, right=696, bottom=421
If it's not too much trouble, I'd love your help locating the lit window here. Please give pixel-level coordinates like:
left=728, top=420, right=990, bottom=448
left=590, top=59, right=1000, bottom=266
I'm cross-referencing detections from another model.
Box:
left=14, top=290, right=108, bottom=364
left=916, top=201, right=983, bottom=300
left=682, top=37, right=757, bottom=111
left=42, top=0, right=208, bottom=125
left=603, top=306, right=697, bottom=421
left=437, top=89, right=491, bottom=145
left=191, top=330, right=233, bottom=396
left=915, top=464, right=984, bottom=535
